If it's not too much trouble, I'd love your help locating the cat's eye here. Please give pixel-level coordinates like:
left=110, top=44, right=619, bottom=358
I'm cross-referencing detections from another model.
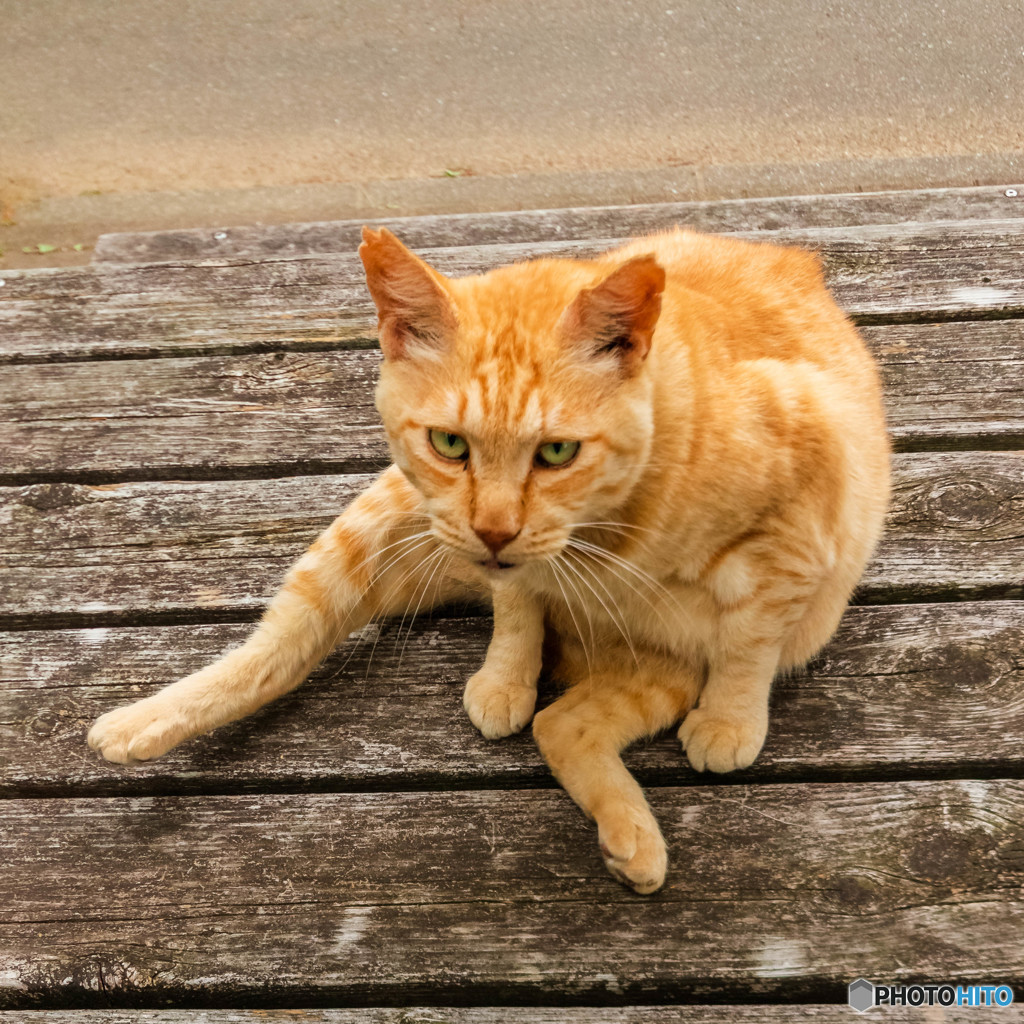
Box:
left=536, top=440, right=580, bottom=468
left=428, top=429, right=469, bottom=461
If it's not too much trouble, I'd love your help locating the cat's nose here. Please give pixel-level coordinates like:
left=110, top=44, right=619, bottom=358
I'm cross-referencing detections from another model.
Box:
left=474, top=526, right=520, bottom=555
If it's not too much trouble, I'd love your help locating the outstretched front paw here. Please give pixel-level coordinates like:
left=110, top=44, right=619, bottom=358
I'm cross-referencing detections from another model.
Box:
left=463, top=667, right=537, bottom=740
left=87, top=696, right=188, bottom=764
left=597, top=800, right=667, bottom=895
left=678, top=706, right=766, bottom=773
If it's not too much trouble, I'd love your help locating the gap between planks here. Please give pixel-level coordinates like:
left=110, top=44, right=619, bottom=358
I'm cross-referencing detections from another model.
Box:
left=1, top=780, right=1023, bottom=1007
left=90, top=184, right=1024, bottom=265
left=1, top=451, right=1021, bottom=631
left=5, top=219, right=1024, bottom=365
left=1, top=321, right=1023, bottom=487
left=2, top=601, right=1022, bottom=799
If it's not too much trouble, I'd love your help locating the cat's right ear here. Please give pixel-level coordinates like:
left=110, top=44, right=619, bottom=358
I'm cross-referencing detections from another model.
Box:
left=558, top=254, right=665, bottom=376
left=359, top=227, right=457, bottom=361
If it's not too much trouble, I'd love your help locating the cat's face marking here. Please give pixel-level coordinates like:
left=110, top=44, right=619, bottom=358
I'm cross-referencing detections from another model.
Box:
left=360, top=227, right=664, bottom=574
left=380, top=351, right=641, bottom=572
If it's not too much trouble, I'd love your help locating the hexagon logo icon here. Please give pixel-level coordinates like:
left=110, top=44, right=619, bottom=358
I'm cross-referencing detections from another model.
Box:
left=849, top=978, right=875, bottom=1013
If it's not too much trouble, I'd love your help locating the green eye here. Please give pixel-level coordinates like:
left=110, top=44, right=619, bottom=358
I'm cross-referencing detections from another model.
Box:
left=536, top=440, right=580, bottom=467
left=429, top=429, right=469, bottom=461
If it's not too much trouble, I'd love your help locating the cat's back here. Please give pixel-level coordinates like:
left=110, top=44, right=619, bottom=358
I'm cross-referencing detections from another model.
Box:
left=612, top=227, right=890, bottom=526
left=610, top=227, right=868, bottom=375
left=611, top=226, right=825, bottom=309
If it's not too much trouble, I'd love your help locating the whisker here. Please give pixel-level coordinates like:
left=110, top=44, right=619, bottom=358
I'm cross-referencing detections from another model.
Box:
left=397, top=549, right=452, bottom=668
left=429, top=551, right=454, bottom=618
left=568, top=538, right=681, bottom=607
left=360, top=535, right=442, bottom=678
left=572, top=520, right=662, bottom=537
left=371, top=534, right=437, bottom=587
left=387, top=545, right=448, bottom=656
left=561, top=547, right=641, bottom=669
left=566, top=538, right=687, bottom=633
left=569, top=544, right=679, bottom=614
left=555, top=554, right=599, bottom=657
left=568, top=520, right=662, bottom=560
left=327, top=532, right=438, bottom=680
left=546, top=555, right=594, bottom=679
left=323, top=528, right=435, bottom=598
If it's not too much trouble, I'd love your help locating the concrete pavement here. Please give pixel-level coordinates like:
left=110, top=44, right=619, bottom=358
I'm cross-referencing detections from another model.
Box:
left=2, top=0, right=1023, bottom=267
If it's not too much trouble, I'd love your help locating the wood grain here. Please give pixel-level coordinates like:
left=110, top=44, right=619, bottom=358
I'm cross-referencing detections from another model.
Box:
left=5, top=190, right=1024, bottom=1016
left=2, top=321, right=1022, bottom=485
left=0, top=1009, right=991, bottom=1024
left=1, top=602, right=1021, bottom=797
left=0, top=1011, right=1017, bottom=1024
left=3, top=220, right=1024, bottom=364
left=2, top=780, right=1022, bottom=1007
left=2, top=453, right=1020, bottom=626
left=91, top=184, right=1024, bottom=264
left=0, top=349, right=388, bottom=482
left=864, top=320, right=1024, bottom=450
left=0, top=474, right=370, bottom=624
left=863, top=451, right=1024, bottom=601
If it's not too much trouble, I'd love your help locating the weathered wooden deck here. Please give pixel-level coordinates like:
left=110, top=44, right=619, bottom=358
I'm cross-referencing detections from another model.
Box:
left=2, top=186, right=1023, bottom=1023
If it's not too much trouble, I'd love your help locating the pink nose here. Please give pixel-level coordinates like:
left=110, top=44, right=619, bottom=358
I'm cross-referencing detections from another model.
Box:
left=474, top=527, right=519, bottom=555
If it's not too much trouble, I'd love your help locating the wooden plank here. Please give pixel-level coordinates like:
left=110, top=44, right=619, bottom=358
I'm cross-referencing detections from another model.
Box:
left=863, top=320, right=1024, bottom=451
left=2, top=321, right=1022, bottom=485
left=1, top=602, right=1022, bottom=798
left=1, top=453, right=1020, bottom=627
left=1, top=1009, right=1018, bottom=1024
left=0, top=349, right=387, bottom=483
left=868, top=451, right=1024, bottom=602
left=0, top=474, right=370, bottom=625
left=1, top=780, right=1022, bottom=1006
left=4, top=220, right=1024, bottom=364
left=91, top=184, right=1024, bottom=264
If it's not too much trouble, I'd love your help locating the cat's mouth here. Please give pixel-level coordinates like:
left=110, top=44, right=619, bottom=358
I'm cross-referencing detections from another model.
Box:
left=478, top=557, right=517, bottom=572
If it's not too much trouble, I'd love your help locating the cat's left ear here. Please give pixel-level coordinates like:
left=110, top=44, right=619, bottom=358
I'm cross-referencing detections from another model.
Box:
left=558, top=254, right=666, bottom=375
left=359, top=227, right=457, bottom=361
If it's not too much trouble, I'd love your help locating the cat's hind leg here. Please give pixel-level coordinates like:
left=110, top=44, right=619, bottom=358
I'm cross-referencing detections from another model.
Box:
left=532, top=659, right=698, bottom=894
left=677, top=641, right=780, bottom=774
left=88, top=466, right=477, bottom=763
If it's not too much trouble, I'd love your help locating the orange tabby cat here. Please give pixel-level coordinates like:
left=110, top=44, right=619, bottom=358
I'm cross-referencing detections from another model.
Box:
left=89, top=225, right=890, bottom=893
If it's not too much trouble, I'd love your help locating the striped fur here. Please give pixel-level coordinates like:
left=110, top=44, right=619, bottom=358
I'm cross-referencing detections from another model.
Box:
left=89, top=226, right=890, bottom=894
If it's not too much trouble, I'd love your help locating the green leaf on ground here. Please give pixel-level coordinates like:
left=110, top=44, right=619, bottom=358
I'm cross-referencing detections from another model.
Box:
left=443, top=168, right=463, bottom=177
left=72, top=244, right=86, bottom=252
left=22, top=243, right=58, bottom=254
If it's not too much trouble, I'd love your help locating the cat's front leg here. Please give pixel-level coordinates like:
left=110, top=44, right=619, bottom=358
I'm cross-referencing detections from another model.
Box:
left=88, top=466, right=468, bottom=764
left=463, top=580, right=543, bottom=739
left=678, top=642, right=778, bottom=773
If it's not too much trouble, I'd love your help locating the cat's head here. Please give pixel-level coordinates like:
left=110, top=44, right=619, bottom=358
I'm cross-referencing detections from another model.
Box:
left=360, top=227, right=665, bottom=575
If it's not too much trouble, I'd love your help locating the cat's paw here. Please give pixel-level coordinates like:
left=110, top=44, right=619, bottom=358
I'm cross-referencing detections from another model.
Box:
left=87, top=696, right=188, bottom=764
left=463, top=667, right=537, bottom=739
left=678, top=707, right=766, bottom=773
left=597, top=801, right=667, bottom=895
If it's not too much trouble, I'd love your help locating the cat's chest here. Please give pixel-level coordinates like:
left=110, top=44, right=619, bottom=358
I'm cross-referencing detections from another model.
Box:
left=527, top=560, right=716, bottom=657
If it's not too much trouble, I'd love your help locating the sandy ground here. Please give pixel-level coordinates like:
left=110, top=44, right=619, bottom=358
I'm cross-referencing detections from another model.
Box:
left=2, top=0, right=1023, bottom=266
